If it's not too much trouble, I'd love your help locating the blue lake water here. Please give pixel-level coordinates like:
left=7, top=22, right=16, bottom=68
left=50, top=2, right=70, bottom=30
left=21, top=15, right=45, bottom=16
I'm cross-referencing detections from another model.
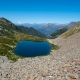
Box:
left=14, top=40, right=52, bottom=57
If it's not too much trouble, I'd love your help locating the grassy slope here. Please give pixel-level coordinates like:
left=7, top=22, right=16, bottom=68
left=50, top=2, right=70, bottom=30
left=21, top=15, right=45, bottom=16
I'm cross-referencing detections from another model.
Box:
left=0, top=33, right=59, bottom=62
left=50, top=44, right=59, bottom=50
left=62, top=24, right=80, bottom=38
left=0, top=18, right=46, bottom=38
left=50, top=27, right=68, bottom=39
left=0, top=18, right=59, bottom=62
left=0, top=33, right=46, bottom=62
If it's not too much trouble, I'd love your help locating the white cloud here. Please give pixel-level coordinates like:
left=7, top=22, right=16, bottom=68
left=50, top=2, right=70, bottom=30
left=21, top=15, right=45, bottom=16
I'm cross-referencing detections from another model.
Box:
left=18, top=21, right=21, bottom=24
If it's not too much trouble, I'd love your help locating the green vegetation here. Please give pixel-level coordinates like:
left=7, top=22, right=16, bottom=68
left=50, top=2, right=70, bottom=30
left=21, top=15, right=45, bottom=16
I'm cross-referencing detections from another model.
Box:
left=0, top=17, right=46, bottom=38
left=0, top=33, right=59, bottom=62
left=49, top=28, right=67, bottom=39
left=0, top=33, right=46, bottom=62
left=14, top=33, right=45, bottom=42
left=62, top=24, right=80, bottom=38
left=0, top=17, right=59, bottom=62
left=46, top=39, right=59, bottom=50
left=50, top=43, right=59, bottom=50
left=0, top=36, right=19, bottom=62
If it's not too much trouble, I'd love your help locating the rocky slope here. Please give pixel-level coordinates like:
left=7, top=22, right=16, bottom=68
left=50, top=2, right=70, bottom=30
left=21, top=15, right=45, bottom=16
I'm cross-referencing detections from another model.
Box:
left=0, top=25, right=80, bottom=80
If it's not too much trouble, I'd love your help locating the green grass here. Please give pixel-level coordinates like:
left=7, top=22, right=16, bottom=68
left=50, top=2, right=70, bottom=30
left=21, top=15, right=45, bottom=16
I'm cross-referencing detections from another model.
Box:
left=0, top=36, right=19, bottom=62
left=46, top=39, right=59, bottom=50
left=14, top=33, right=45, bottom=42
left=0, top=33, right=46, bottom=62
left=0, top=33, right=59, bottom=62
left=50, top=43, right=59, bottom=50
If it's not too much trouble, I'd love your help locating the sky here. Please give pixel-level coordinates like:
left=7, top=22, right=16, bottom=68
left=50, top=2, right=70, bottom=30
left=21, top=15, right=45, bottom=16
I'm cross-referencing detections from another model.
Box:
left=0, top=0, right=80, bottom=24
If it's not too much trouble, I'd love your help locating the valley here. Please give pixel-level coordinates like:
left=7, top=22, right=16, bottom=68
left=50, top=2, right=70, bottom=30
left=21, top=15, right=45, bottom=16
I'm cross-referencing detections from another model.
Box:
left=17, top=21, right=80, bottom=35
left=0, top=18, right=80, bottom=80
left=0, top=18, right=58, bottom=61
left=0, top=0, right=80, bottom=80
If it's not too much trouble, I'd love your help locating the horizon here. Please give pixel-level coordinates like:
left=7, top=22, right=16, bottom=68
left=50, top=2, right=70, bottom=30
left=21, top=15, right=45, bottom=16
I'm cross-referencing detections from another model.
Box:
left=0, top=0, right=80, bottom=24
left=0, top=17, right=79, bottom=25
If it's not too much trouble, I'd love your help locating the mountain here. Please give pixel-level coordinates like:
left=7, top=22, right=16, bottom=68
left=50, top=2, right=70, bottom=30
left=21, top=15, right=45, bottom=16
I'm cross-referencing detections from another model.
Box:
left=47, top=23, right=80, bottom=80
left=38, top=21, right=80, bottom=36
left=17, top=23, right=64, bottom=35
left=64, top=21, right=80, bottom=29
left=0, top=17, right=47, bottom=61
left=0, top=17, right=19, bottom=36
left=49, top=22, right=80, bottom=39
left=49, top=27, right=68, bottom=39
left=16, top=21, right=80, bottom=36
left=38, top=23, right=64, bottom=35
left=0, top=17, right=46, bottom=38
left=62, top=23, right=80, bottom=38
left=16, top=23, right=44, bottom=30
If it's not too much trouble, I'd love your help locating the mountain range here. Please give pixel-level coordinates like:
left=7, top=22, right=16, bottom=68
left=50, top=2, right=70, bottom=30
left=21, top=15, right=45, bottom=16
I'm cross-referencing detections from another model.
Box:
left=0, top=17, right=46, bottom=38
left=0, top=17, right=80, bottom=38
left=16, top=21, right=80, bottom=35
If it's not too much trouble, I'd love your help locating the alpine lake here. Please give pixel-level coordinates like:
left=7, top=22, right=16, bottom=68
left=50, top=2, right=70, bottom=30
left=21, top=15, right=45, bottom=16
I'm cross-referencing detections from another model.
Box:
left=14, top=40, right=52, bottom=57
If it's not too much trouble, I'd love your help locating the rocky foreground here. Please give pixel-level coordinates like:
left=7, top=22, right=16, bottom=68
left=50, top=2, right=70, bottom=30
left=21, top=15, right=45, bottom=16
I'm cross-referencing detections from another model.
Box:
left=0, top=33, right=80, bottom=80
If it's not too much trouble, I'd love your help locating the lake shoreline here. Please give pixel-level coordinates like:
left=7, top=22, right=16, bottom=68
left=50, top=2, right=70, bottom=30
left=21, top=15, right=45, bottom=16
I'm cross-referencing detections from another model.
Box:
left=13, top=40, right=52, bottom=57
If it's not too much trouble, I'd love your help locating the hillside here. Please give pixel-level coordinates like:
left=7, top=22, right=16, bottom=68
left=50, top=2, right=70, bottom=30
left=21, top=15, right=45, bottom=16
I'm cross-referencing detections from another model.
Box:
left=62, top=23, right=80, bottom=38
left=47, top=24, right=80, bottom=80
left=49, top=27, right=68, bottom=39
left=0, top=17, right=46, bottom=38
left=49, top=23, right=80, bottom=39
left=0, top=23, right=80, bottom=79
left=0, top=17, right=47, bottom=61
left=66, top=21, right=80, bottom=29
